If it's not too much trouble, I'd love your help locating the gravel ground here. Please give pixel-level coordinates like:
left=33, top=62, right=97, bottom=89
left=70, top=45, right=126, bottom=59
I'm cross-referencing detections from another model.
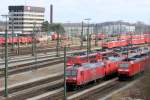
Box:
left=0, top=63, right=63, bottom=88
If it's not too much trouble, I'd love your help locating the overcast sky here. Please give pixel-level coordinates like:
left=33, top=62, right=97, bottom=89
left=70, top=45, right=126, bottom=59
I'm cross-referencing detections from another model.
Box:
left=0, top=0, right=150, bottom=23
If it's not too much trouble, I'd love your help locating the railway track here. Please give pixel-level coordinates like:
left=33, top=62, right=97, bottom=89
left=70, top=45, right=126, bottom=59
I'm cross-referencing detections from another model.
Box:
left=0, top=57, right=63, bottom=77
left=0, top=47, right=102, bottom=77
left=25, top=75, right=143, bottom=100
left=0, top=54, right=145, bottom=100
left=0, top=43, right=148, bottom=64
left=49, top=78, right=118, bottom=100
left=0, top=52, right=63, bottom=65
left=0, top=45, right=97, bottom=66
left=0, top=46, right=85, bottom=62
left=0, top=45, right=147, bottom=100
left=0, top=45, right=148, bottom=77
left=0, top=73, right=63, bottom=100
left=0, top=45, right=87, bottom=57
left=0, top=75, right=114, bottom=100
left=0, top=74, right=143, bottom=100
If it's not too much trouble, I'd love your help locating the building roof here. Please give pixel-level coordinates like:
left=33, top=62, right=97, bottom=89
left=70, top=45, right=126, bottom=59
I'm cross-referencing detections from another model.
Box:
left=9, top=5, right=45, bottom=13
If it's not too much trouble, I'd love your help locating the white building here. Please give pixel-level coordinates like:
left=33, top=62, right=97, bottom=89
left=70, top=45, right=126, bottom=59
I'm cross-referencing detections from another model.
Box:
left=63, top=21, right=136, bottom=36
left=95, top=21, right=135, bottom=34
left=8, top=6, right=45, bottom=34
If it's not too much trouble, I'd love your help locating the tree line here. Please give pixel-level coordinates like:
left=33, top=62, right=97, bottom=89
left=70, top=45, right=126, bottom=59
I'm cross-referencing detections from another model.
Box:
left=41, top=21, right=65, bottom=34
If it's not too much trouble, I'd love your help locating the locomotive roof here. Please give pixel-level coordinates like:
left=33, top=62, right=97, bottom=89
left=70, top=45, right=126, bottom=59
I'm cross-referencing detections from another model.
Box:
left=67, top=62, right=104, bottom=70
left=107, top=56, right=124, bottom=61
left=82, top=62, right=104, bottom=68
left=69, top=51, right=97, bottom=57
left=123, top=53, right=147, bottom=62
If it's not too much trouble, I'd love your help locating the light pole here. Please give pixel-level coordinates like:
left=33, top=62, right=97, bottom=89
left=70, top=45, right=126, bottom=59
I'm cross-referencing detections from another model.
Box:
left=1, top=14, right=9, bottom=97
left=84, top=18, right=91, bottom=62
left=34, top=28, right=38, bottom=69
left=101, top=24, right=104, bottom=51
left=11, top=17, right=14, bottom=51
left=64, top=45, right=67, bottom=100
left=95, top=24, right=98, bottom=46
left=80, top=21, right=84, bottom=48
left=119, top=22, right=121, bottom=40
left=1, top=43, right=4, bottom=59
left=56, top=31, right=60, bottom=57
left=17, top=33, right=20, bottom=55
left=32, top=22, right=36, bottom=56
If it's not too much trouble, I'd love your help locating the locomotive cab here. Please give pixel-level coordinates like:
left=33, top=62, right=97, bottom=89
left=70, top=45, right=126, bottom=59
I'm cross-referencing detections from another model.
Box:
left=118, top=62, right=130, bottom=78
left=118, top=58, right=136, bottom=77
left=66, top=69, right=78, bottom=84
left=66, top=62, right=105, bottom=87
left=118, top=55, right=146, bottom=79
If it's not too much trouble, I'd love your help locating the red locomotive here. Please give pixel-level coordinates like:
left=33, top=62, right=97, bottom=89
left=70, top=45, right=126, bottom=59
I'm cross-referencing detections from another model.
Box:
left=67, top=52, right=101, bottom=66
left=66, top=55, right=124, bottom=87
left=66, top=62, right=105, bottom=87
left=66, top=50, right=114, bottom=66
left=118, top=50, right=149, bottom=79
left=103, top=56, right=124, bottom=76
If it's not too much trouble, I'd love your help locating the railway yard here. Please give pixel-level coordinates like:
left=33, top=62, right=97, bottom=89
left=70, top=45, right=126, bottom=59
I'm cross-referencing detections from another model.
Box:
left=0, top=33, right=150, bottom=100
left=0, top=1, right=150, bottom=99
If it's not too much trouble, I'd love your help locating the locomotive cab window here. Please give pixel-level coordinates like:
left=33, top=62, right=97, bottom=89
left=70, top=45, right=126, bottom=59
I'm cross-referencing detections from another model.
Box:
left=119, top=63, right=129, bottom=68
left=66, top=70, right=77, bottom=76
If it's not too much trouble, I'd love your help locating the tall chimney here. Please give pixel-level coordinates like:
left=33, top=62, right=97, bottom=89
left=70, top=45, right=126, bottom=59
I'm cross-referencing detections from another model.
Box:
left=50, top=4, right=53, bottom=24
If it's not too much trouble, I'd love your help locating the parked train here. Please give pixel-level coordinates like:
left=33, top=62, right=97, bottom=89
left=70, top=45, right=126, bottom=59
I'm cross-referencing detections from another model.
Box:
left=0, top=36, right=33, bottom=44
left=102, top=38, right=149, bottom=49
left=118, top=48, right=150, bottom=79
left=66, top=50, right=113, bottom=66
left=66, top=47, right=150, bottom=88
left=66, top=54, right=124, bottom=87
left=102, top=34, right=150, bottom=49
left=67, top=52, right=101, bottom=66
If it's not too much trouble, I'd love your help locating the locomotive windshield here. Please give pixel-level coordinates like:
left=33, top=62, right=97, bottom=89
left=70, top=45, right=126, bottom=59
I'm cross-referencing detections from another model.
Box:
left=119, top=63, right=128, bottom=68
left=66, top=70, right=77, bottom=76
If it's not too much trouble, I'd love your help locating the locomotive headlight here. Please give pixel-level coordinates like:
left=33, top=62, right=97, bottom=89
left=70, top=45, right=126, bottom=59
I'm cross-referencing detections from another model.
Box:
left=124, top=69, right=129, bottom=72
left=118, top=69, right=123, bottom=71
left=66, top=77, right=69, bottom=80
left=118, top=69, right=129, bottom=72
left=72, top=77, right=76, bottom=80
